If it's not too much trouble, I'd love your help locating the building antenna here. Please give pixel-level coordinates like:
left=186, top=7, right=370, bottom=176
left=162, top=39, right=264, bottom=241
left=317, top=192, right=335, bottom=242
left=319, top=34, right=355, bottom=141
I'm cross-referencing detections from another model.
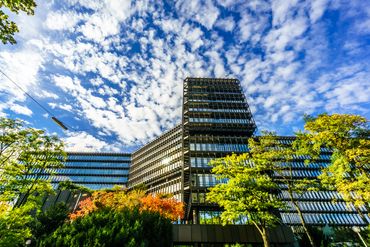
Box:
left=0, top=69, right=69, bottom=131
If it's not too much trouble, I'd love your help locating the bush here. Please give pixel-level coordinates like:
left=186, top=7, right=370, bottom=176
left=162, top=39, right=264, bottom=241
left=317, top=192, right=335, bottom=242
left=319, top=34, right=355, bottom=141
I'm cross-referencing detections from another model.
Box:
left=39, top=208, right=172, bottom=247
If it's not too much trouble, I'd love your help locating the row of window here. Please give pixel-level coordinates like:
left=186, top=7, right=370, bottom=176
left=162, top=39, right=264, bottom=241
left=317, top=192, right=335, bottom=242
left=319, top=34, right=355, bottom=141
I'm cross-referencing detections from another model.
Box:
left=281, top=212, right=366, bottom=225
left=273, top=169, right=322, bottom=178
left=149, top=178, right=182, bottom=197
left=190, top=157, right=213, bottom=168
left=188, top=99, right=245, bottom=104
left=48, top=175, right=127, bottom=183
left=189, top=118, right=253, bottom=124
left=131, top=134, right=182, bottom=171
left=292, top=154, right=332, bottom=160
left=51, top=168, right=129, bottom=176
left=190, top=143, right=249, bottom=152
left=280, top=162, right=327, bottom=169
left=129, top=151, right=182, bottom=182
left=279, top=190, right=342, bottom=200
left=63, top=161, right=130, bottom=168
left=283, top=201, right=364, bottom=212
left=197, top=211, right=367, bottom=226
left=138, top=160, right=182, bottom=182
left=189, top=91, right=242, bottom=95
left=132, top=134, right=182, bottom=165
left=191, top=174, right=227, bottom=187
left=67, top=155, right=131, bottom=161
left=189, top=108, right=250, bottom=113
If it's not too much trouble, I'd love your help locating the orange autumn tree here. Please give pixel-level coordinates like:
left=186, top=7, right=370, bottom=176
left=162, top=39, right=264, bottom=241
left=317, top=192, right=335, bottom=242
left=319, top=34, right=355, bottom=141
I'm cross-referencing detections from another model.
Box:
left=69, top=197, right=96, bottom=220
left=69, top=188, right=183, bottom=221
left=140, top=194, right=184, bottom=221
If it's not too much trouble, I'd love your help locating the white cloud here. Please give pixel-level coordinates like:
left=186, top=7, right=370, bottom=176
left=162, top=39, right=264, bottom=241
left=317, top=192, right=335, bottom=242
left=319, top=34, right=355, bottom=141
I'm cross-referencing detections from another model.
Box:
left=64, top=131, right=120, bottom=152
left=175, top=0, right=220, bottom=29
left=271, top=0, right=298, bottom=26
left=0, top=47, right=44, bottom=101
left=216, top=17, right=235, bottom=32
left=309, top=0, right=328, bottom=24
left=45, top=11, right=83, bottom=31
left=9, top=104, right=33, bottom=116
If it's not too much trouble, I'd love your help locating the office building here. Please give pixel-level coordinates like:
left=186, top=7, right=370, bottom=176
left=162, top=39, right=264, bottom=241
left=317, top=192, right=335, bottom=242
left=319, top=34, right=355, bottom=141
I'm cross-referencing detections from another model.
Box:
left=129, top=77, right=369, bottom=227
left=129, top=125, right=183, bottom=202
left=52, top=152, right=131, bottom=190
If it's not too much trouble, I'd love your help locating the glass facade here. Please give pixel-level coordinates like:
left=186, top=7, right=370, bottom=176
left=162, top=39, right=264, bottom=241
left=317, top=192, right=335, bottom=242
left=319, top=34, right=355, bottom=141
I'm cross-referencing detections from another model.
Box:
left=128, top=125, right=183, bottom=202
left=182, top=77, right=257, bottom=222
left=28, top=152, right=131, bottom=190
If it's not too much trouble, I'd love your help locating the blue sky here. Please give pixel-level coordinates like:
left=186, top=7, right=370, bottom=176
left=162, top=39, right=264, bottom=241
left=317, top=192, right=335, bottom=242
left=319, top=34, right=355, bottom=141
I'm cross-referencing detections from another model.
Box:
left=0, top=0, right=369, bottom=152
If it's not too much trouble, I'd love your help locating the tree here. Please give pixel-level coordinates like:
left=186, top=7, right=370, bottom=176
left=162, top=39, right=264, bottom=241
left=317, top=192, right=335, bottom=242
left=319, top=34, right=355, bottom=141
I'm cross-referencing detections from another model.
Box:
left=31, top=203, right=69, bottom=245
left=207, top=147, right=285, bottom=247
left=0, top=0, right=37, bottom=44
left=300, top=114, right=370, bottom=223
left=0, top=202, right=33, bottom=247
left=0, top=117, right=66, bottom=207
left=69, top=188, right=184, bottom=222
left=140, top=194, right=184, bottom=221
left=39, top=208, right=173, bottom=247
left=245, top=132, right=319, bottom=247
left=0, top=117, right=65, bottom=246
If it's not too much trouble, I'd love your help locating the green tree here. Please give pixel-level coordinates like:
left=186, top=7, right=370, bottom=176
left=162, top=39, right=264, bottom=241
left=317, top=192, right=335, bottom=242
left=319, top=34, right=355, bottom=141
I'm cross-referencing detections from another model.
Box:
left=300, top=114, right=370, bottom=224
left=0, top=117, right=65, bottom=246
left=207, top=141, right=285, bottom=247
left=0, top=0, right=37, bottom=44
left=0, top=202, right=33, bottom=247
left=248, top=132, right=319, bottom=247
left=39, top=208, right=173, bottom=247
left=31, top=203, right=69, bottom=245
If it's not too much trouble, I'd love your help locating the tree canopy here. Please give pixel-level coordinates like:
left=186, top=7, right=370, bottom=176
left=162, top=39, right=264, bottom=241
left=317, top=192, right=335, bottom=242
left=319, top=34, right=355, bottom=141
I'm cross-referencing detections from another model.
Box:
left=0, top=0, right=37, bottom=44
left=207, top=143, right=285, bottom=247
left=299, top=114, right=370, bottom=223
left=39, top=188, right=182, bottom=247
left=39, top=208, right=173, bottom=247
left=69, top=188, right=184, bottom=221
left=0, top=117, right=66, bottom=206
left=0, top=117, right=65, bottom=246
left=244, top=132, right=319, bottom=247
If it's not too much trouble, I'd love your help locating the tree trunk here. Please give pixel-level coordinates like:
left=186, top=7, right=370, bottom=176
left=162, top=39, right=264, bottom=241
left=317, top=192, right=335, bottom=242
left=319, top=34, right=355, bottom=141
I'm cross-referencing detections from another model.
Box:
left=253, top=222, right=271, bottom=247
left=261, top=226, right=271, bottom=247
left=294, top=202, right=316, bottom=247
left=288, top=190, right=316, bottom=247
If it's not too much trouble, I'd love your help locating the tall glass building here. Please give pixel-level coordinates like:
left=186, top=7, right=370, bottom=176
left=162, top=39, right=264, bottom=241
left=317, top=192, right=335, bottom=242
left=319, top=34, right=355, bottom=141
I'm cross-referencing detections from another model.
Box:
left=52, top=152, right=131, bottom=190
left=182, top=77, right=256, bottom=222
left=128, top=77, right=369, bottom=227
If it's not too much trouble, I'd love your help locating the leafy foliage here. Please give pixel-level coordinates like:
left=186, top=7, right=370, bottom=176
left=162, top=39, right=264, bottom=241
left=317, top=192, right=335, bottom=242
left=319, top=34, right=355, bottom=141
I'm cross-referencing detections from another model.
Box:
left=31, top=203, right=69, bottom=242
left=0, top=202, right=33, bottom=247
left=140, top=194, right=184, bottom=221
left=251, top=132, right=318, bottom=247
left=207, top=140, right=285, bottom=247
left=39, top=208, right=173, bottom=247
left=0, top=117, right=66, bottom=207
left=299, top=114, right=370, bottom=222
left=0, top=0, right=37, bottom=44
left=57, top=180, right=92, bottom=193
left=0, top=117, right=66, bottom=246
left=69, top=188, right=184, bottom=221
